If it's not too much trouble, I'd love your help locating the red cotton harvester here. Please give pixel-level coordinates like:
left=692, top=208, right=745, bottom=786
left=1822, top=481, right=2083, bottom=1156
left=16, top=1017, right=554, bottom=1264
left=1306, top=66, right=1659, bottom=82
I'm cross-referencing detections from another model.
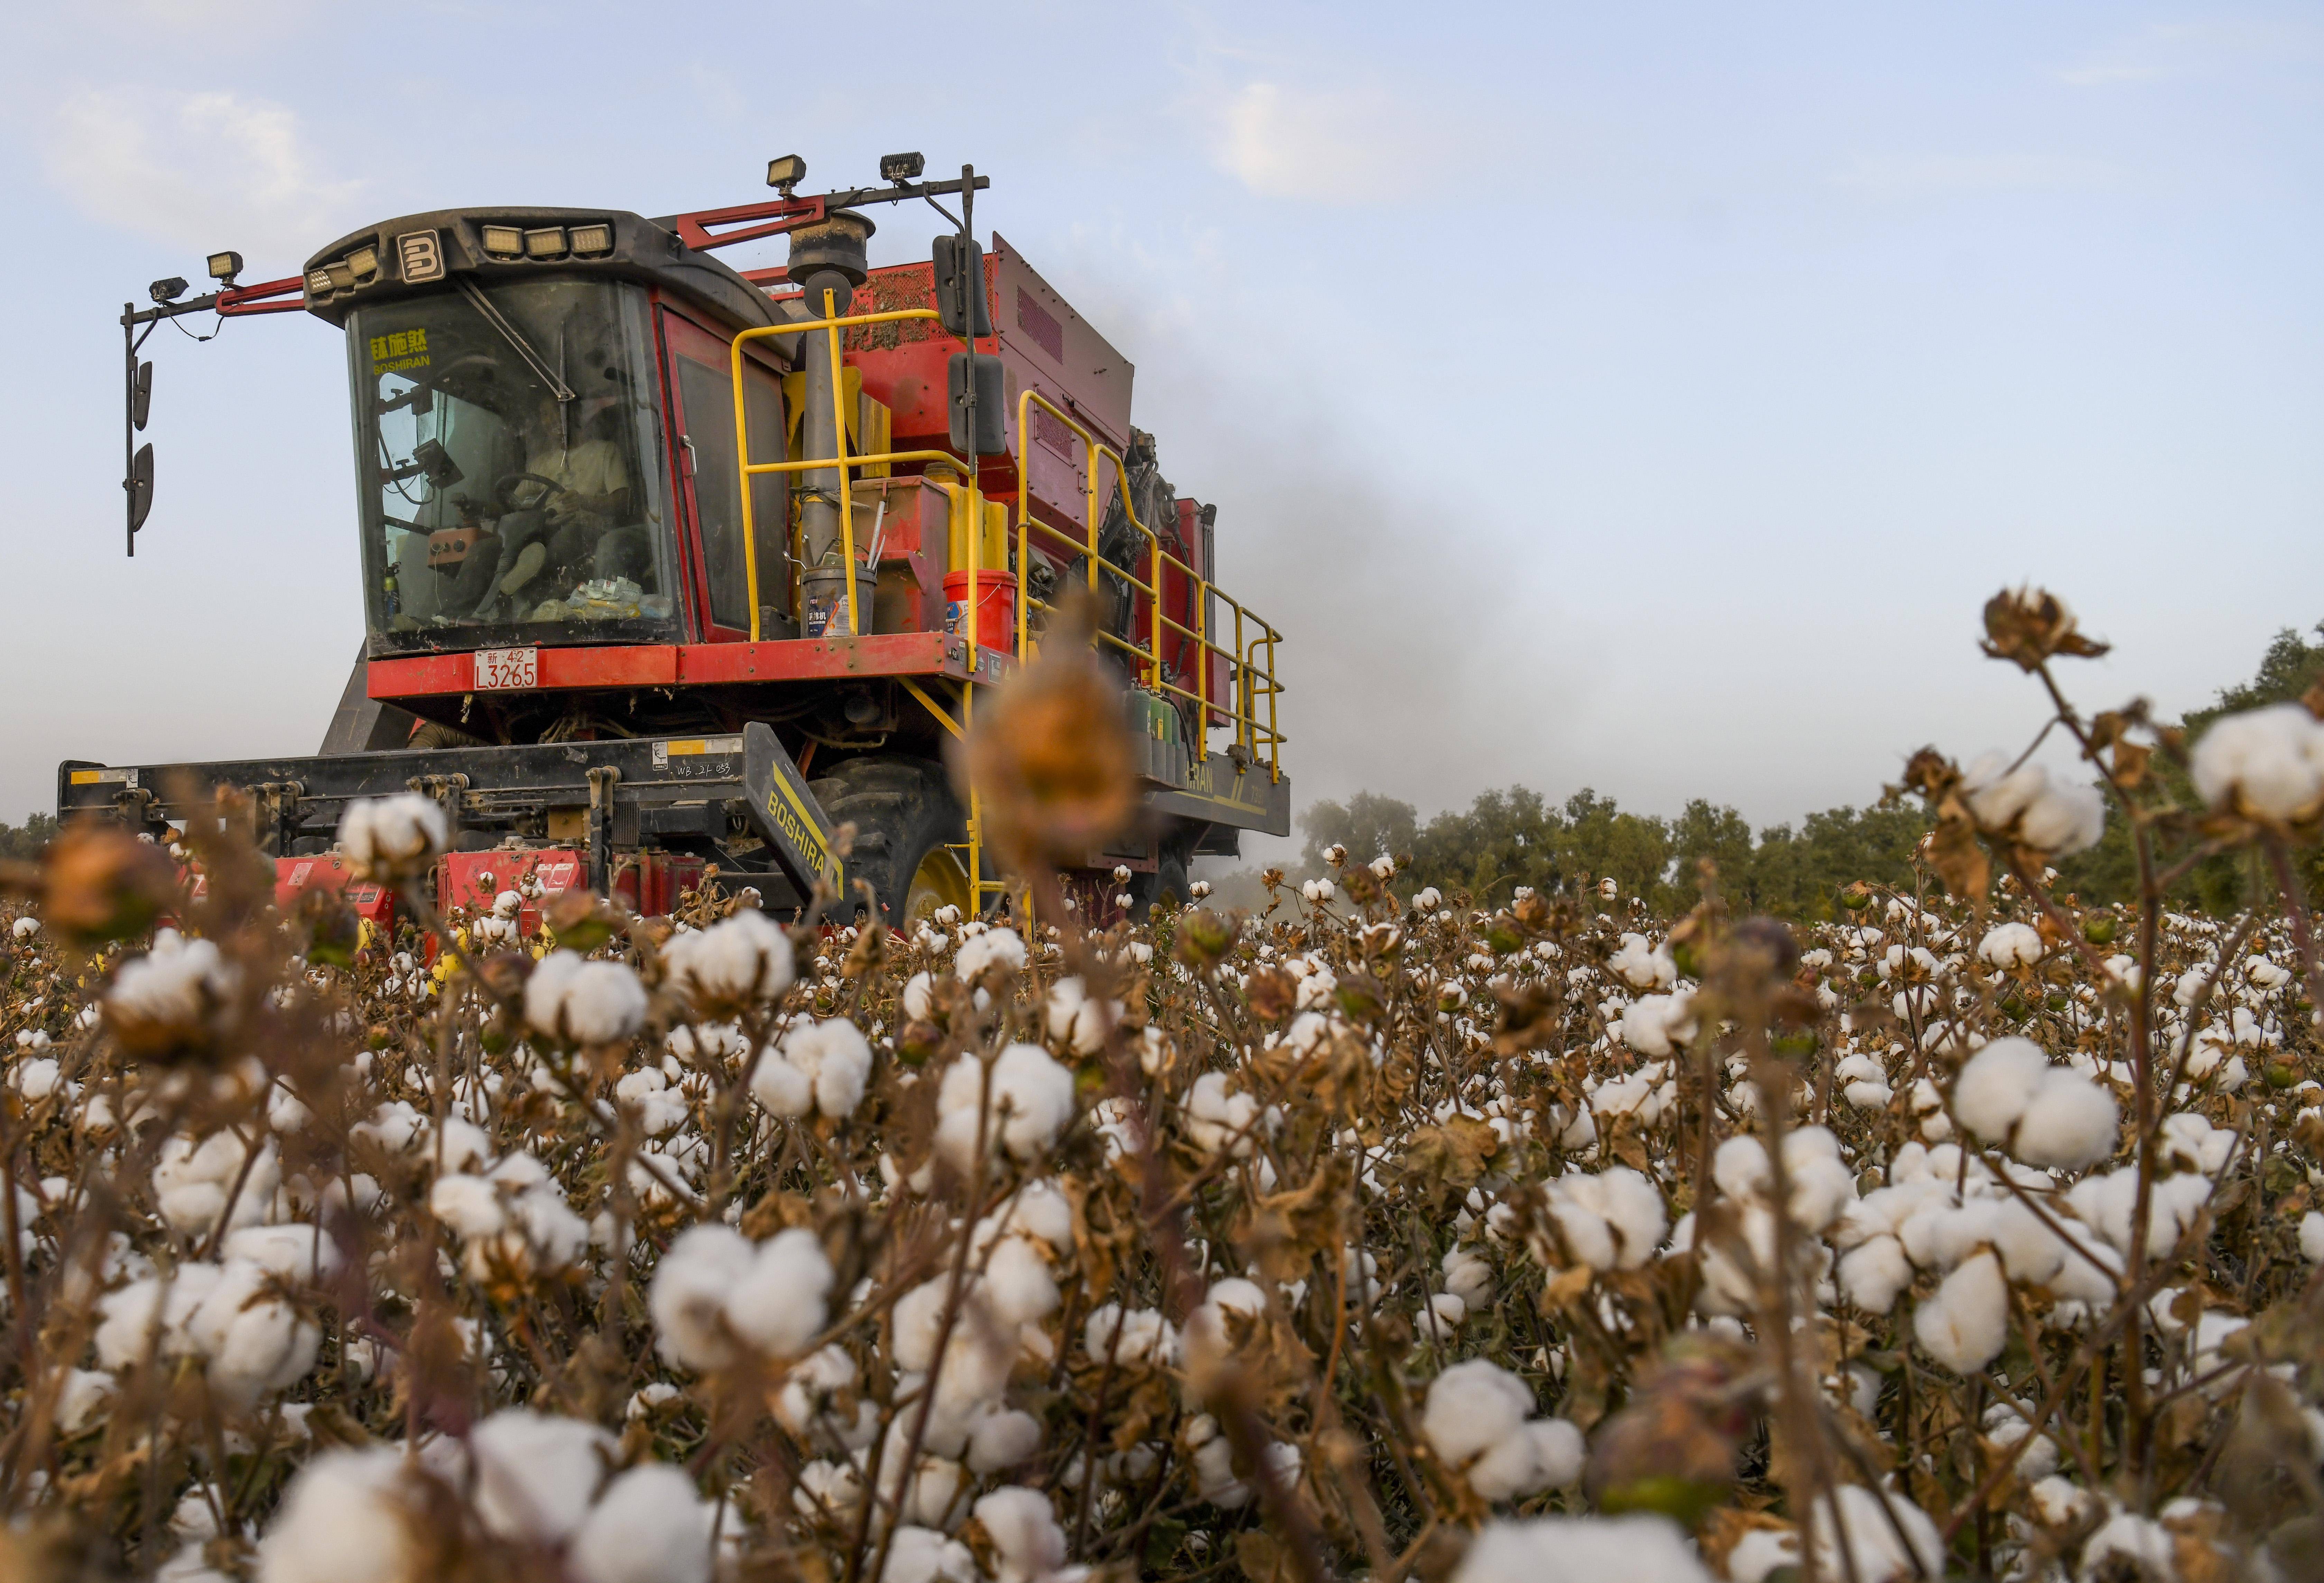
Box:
left=64, top=154, right=1289, bottom=934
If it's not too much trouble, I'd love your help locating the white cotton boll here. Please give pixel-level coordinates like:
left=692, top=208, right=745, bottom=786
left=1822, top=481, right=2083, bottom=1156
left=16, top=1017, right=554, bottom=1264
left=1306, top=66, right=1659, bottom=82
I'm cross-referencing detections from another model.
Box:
left=2081, top=1509, right=2179, bottom=1581
left=661, top=909, right=795, bottom=1010
left=256, top=1446, right=419, bottom=1583
left=903, top=971, right=936, bottom=1021
left=1784, top=1158, right=1858, bottom=1235
left=524, top=951, right=648, bottom=1044
left=1002, top=1180, right=1075, bottom=1253
left=773, top=1344, right=856, bottom=1438
left=334, top=794, right=447, bottom=877
left=1547, top=1167, right=1667, bottom=1272
left=1427, top=1293, right=1467, bottom=1329
left=1953, top=1037, right=2048, bottom=1143
left=1979, top=922, right=2045, bottom=969
left=1045, top=977, right=1119, bottom=1056
left=1608, top=934, right=1674, bottom=991
left=2009, top=1068, right=2119, bottom=1170
left=2020, top=780, right=2106, bottom=856
left=1982, top=1404, right=2061, bottom=1480
left=1083, top=1304, right=1171, bottom=1365
left=966, top=1407, right=1044, bottom=1474
left=2028, top=1475, right=2093, bottom=1528
left=650, top=1224, right=759, bottom=1370
left=1617, top=993, right=1694, bottom=1056
left=955, top=927, right=1028, bottom=981
left=1466, top=1418, right=1585, bottom=1501
left=1191, top=1434, right=1265, bottom=1509
left=892, top=1279, right=953, bottom=1374
left=55, top=1367, right=116, bottom=1435
left=1443, top=1246, right=1494, bottom=1306
left=726, top=1228, right=835, bottom=1358
left=470, top=1408, right=613, bottom=1543
left=152, top=1130, right=278, bottom=1239
left=1422, top=1359, right=1536, bottom=1468
left=428, top=1173, right=507, bottom=1240
left=189, top=1262, right=320, bottom=1408
left=1963, top=753, right=2049, bottom=829
left=883, top=1525, right=979, bottom=1583
left=221, top=1224, right=340, bottom=1283
left=1844, top=1077, right=1893, bottom=1110
left=569, top=1463, right=716, bottom=1583
left=750, top=1051, right=814, bottom=1119
left=1914, top=1251, right=2008, bottom=1375
left=1898, top=1197, right=1996, bottom=1273
left=2301, top=1212, right=2324, bottom=1264
left=795, top=1458, right=865, bottom=1522
left=1713, top=1136, right=1770, bottom=1202
left=1449, top=1515, right=1713, bottom=1583
left=892, top=1453, right=968, bottom=1530
left=2189, top=703, right=2324, bottom=820
left=1838, top=1236, right=1913, bottom=1315
left=2061, top=1170, right=2158, bottom=1259
left=1987, top=1200, right=2068, bottom=1286
left=1726, top=1528, right=1802, bottom=1583
left=1806, top=1485, right=1943, bottom=1583
left=937, top=1045, right=1076, bottom=1171
left=2158, top=1112, right=2235, bottom=1177
left=95, top=1264, right=221, bottom=1371
left=984, top=1235, right=1059, bottom=1326
left=973, top=1487, right=1067, bottom=1583
left=1185, top=1071, right=1263, bottom=1158
left=781, top=1018, right=873, bottom=1119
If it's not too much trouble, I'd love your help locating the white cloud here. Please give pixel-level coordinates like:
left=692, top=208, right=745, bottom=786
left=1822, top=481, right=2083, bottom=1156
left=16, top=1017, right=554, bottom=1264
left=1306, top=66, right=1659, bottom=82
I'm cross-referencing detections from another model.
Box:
left=1833, top=152, right=2118, bottom=197
left=43, top=87, right=361, bottom=264
left=2058, top=19, right=2324, bottom=88
left=1211, top=79, right=1430, bottom=203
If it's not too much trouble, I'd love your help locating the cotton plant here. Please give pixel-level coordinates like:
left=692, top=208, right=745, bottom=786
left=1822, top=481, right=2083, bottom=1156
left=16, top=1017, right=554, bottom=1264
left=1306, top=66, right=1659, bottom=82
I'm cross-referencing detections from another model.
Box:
left=8, top=594, right=2324, bottom=1583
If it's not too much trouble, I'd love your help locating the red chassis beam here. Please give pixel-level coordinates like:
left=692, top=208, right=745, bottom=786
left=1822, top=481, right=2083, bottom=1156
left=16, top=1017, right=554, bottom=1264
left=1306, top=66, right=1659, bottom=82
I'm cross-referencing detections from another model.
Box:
left=216, top=276, right=307, bottom=317
left=368, top=633, right=1015, bottom=702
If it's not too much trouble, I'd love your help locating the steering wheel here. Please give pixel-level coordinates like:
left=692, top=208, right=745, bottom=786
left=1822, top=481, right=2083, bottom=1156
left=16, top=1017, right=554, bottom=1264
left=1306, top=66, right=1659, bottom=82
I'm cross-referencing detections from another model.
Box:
left=492, top=472, right=565, bottom=513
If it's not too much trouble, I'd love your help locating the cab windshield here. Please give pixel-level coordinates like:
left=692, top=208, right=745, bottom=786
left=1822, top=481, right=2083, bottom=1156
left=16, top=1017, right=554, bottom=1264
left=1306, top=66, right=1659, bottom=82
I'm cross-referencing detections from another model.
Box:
left=347, top=277, right=674, bottom=643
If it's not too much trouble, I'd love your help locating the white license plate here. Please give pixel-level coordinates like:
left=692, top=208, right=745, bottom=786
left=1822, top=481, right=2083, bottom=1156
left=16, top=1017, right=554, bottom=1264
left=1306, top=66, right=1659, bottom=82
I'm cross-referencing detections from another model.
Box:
left=474, top=646, right=538, bottom=690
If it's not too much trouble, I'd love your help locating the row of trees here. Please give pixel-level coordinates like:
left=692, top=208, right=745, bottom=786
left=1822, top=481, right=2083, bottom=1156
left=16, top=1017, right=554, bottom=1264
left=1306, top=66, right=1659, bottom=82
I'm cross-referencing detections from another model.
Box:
left=1298, top=619, right=2324, bottom=919
left=1297, top=786, right=1933, bottom=920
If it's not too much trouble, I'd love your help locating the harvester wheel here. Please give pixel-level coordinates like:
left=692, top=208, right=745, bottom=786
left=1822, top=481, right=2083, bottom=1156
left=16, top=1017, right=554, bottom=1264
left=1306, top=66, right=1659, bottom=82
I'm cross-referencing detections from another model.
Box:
left=808, top=757, right=972, bottom=929
left=1132, top=848, right=1192, bottom=919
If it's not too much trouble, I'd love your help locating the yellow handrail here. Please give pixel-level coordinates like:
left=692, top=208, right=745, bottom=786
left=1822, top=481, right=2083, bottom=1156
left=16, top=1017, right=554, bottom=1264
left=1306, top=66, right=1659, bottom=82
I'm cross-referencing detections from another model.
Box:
left=731, top=301, right=955, bottom=642
left=1009, top=387, right=1284, bottom=775
left=722, top=295, right=1288, bottom=918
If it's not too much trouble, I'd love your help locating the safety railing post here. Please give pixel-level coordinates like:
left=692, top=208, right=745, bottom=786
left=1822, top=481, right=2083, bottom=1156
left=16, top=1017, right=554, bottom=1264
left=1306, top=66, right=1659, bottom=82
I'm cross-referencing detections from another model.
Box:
left=727, top=301, right=1288, bottom=907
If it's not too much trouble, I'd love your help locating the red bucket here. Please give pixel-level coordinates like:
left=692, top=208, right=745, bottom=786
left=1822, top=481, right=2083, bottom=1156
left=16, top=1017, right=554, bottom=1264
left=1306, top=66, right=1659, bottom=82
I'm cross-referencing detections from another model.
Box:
left=943, top=569, right=1017, bottom=653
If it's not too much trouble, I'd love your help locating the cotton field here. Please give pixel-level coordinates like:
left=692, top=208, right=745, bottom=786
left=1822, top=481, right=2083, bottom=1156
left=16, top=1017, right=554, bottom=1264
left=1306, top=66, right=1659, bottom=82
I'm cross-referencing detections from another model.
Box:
left=2, top=589, right=2323, bottom=1583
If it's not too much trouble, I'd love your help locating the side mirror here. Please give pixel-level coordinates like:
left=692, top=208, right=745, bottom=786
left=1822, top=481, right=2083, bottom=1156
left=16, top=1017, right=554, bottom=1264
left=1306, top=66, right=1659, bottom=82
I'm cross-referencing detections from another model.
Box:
left=932, top=235, right=991, bottom=338
left=132, top=362, right=153, bottom=430
left=947, top=353, right=1004, bottom=456
left=127, top=443, right=155, bottom=534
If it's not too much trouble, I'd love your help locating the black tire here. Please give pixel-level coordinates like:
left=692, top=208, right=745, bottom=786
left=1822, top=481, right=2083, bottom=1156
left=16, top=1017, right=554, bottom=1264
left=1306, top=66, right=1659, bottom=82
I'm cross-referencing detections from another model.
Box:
left=808, top=756, right=971, bottom=928
left=1131, top=848, right=1192, bottom=919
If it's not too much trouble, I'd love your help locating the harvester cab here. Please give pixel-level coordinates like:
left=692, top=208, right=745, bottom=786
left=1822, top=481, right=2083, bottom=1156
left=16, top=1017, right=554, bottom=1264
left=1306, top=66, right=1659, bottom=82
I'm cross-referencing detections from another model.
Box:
left=70, top=157, right=1289, bottom=934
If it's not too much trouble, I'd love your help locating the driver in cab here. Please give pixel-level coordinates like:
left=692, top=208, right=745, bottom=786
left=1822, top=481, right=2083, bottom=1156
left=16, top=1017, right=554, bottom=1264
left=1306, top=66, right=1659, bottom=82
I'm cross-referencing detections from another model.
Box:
left=445, top=397, right=641, bottom=618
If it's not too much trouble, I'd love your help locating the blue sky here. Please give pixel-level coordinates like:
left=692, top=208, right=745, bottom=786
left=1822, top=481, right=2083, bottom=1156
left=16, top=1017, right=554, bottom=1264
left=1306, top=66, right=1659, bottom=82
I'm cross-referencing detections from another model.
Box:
left=3, top=3, right=2320, bottom=853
